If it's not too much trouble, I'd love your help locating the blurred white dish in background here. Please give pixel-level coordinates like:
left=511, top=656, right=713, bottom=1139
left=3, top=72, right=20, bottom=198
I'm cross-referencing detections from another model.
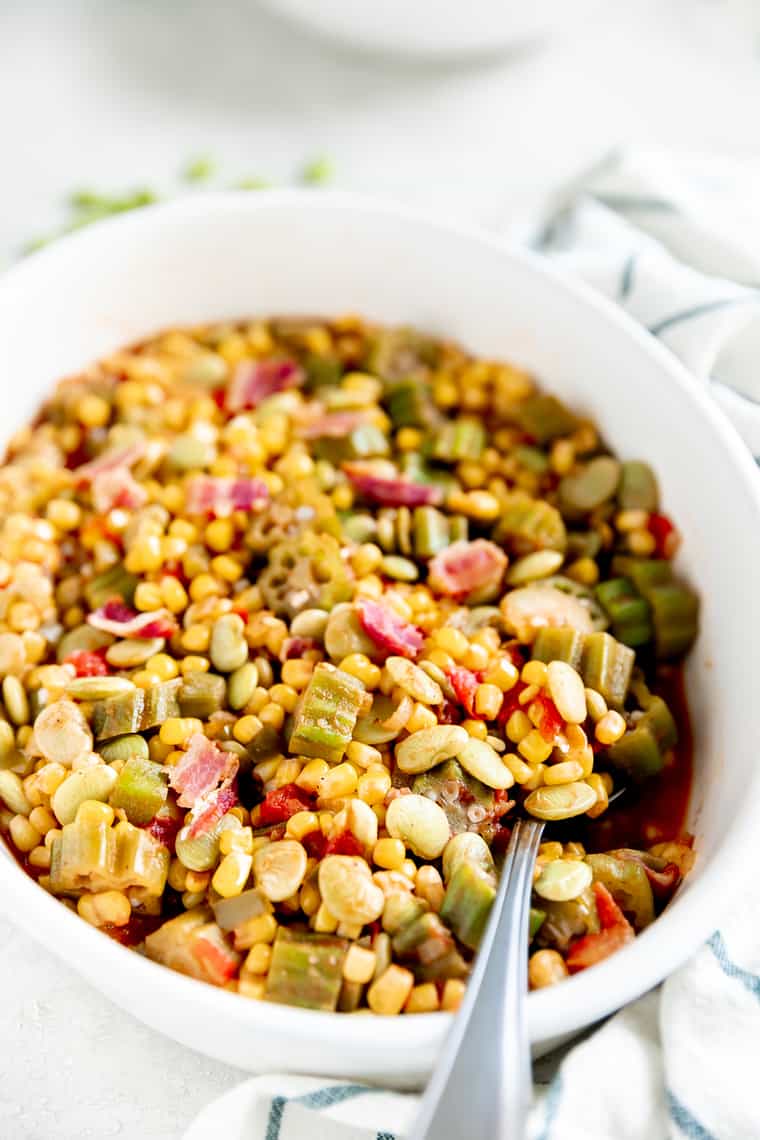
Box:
left=256, top=0, right=568, bottom=59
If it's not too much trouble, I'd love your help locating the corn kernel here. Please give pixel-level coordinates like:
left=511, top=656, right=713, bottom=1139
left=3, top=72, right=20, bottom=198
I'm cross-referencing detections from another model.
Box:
left=259, top=703, right=285, bottom=731
left=160, top=717, right=203, bottom=746
left=415, top=865, right=444, bottom=911
left=351, top=544, right=383, bottom=577
left=346, top=741, right=382, bottom=769
left=189, top=573, right=224, bottom=602
left=521, top=660, right=548, bottom=687
left=373, top=837, right=406, bottom=870
left=343, top=944, right=377, bottom=985
left=432, top=627, right=469, bottom=660
left=213, top=851, right=253, bottom=898
left=29, top=806, right=57, bottom=835
left=125, top=535, right=163, bottom=574
left=543, top=760, right=585, bottom=785
left=461, top=643, right=490, bottom=671
left=404, top=703, right=438, bottom=733
left=185, top=870, right=210, bottom=893
left=462, top=719, right=488, bottom=740
left=441, top=978, right=466, bottom=1012
left=205, top=518, right=234, bottom=552
left=503, top=753, right=533, bottom=783
left=281, top=659, right=314, bottom=690
left=484, top=657, right=519, bottom=692
left=269, top=683, right=299, bottom=713
left=313, top=903, right=339, bottom=934
left=134, top=582, right=163, bottom=611
left=76, top=393, right=111, bottom=428
left=585, top=688, right=608, bottom=721
left=219, top=826, right=254, bottom=856
left=145, top=653, right=179, bottom=681
left=518, top=729, right=554, bottom=765
left=357, top=769, right=391, bottom=805
left=46, top=499, right=81, bottom=531
left=566, top=557, right=599, bottom=586
left=339, top=654, right=381, bottom=689
left=405, top=982, right=440, bottom=1013
left=296, top=759, right=330, bottom=793
left=595, top=710, right=627, bottom=745
left=181, top=625, right=210, bottom=653
left=628, top=529, right=657, bottom=556
left=233, top=715, right=264, bottom=745
left=161, top=576, right=189, bottom=614
left=367, top=965, right=414, bottom=1015
left=9, top=814, right=41, bottom=852
left=78, top=890, right=131, bottom=927
left=285, top=811, right=320, bottom=842
left=244, top=943, right=272, bottom=976
left=319, top=763, right=358, bottom=800
left=474, top=682, right=503, bottom=720
left=236, top=913, right=278, bottom=948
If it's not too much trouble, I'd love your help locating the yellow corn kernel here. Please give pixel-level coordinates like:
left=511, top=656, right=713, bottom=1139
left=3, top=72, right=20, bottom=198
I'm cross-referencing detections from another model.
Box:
left=185, top=870, right=210, bottom=893
left=212, top=851, right=253, bottom=898
left=342, top=944, right=377, bottom=985
left=404, top=703, right=438, bottom=733
left=462, top=719, right=488, bottom=740
left=461, top=643, right=490, bottom=672
left=134, top=581, right=163, bottom=612
left=484, top=657, right=519, bottom=692
left=566, top=557, right=599, bottom=587
left=474, top=683, right=503, bottom=720
left=273, top=758, right=302, bottom=787
left=543, top=760, right=585, bottom=785
left=244, top=943, right=272, bottom=976
left=130, top=669, right=160, bottom=689
left=160, top=576, right=189, bottom=614
left=168, top=859, right=188, bottom=892
left=508, top=706, right=533, bottom=743
left=280, top=659, right=314, bottom=690
left=35, top=762, right=67, bottom=797
left=521, top=660, right=548, bottom=687
left=149, top=736, right=173, bottom=763
left=502, top=753, right=533, bottom=783
left=210, top=555, right=242, bottom=583
left=237, top=913, right=278, bottom=947
left=9, top=814, right=41, bottom=853
left=319, top=763, right=358, bottom=800
left=181, top=655, right=210, bottom=675
left=432, top=627, right=469, bottom=660
left=285, top=811, right=320, bottom=842
left=466, top=490, right=501, bottom=521
left=296, top=760, right=330, bottom=793
left=204, top=518, right=234, bottom=552
left=29, top=806, right=57, bottom=836
left=395, top=427, right=423, bottom=451
left=595, top=710, right=627, bottom=745
left=145, top=653, right=179, bottom=681
left=339, top=654, right=381, bottom=689
left=189, top=573, right=224, bottom=602
left=405, top=982, right=440, bottom=1014
left=518, top=730, right=554, bottom=765
left=233, top=715, right=263, bottom=745
left=313, top=903, right=339, bottom=934
left=219, top=826, right=254, bottom=856
left=28, top=845, right=51, bottom=869
left=300, top=880, right=321, bottom=917
left=351, top=544, right=383, bottom=577
left=357, top=769, right=391, bottom=806
left=46, top=499, right=81, bottom=531
left=372, top=837, right=406, bottom=870
left=346, top=741, right=382, bottom=770
left=269, top=684, right=299, bottom=713
left=74, top=800, right=115, bottom=828
left=331, top=484, right=354, bottom=511
left=259, top=703, right=285, bottom=731
left=367, top=965, right=414, bottom=1015
left=354, top=574, right=383, bottom=600
left=424, top=648, right=455, bottom=672
left=160, top=717, right=203, bottom=746
left=125, top=535, right=164, bottom=574
left=181, top=624, right=210, bottom=653
left=76, top=393, right=111, bottom=428
left=441, top=978, right=466, bottom=1012
left=585, top=688, right=607, bottom=722
left=518, top=684, right=540, bottom=706
left=77, top=890, right=131, bottom=927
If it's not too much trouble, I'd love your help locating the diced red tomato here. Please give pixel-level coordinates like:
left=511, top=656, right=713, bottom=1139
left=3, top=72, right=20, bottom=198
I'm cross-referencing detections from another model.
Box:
left=566, top=882, right=634, bottom=973
left=324, top=832, right=365, bottom=858
left=497, top=680, right=528, bottom=724
left=258, top=783, right=315, bottom=825
left=63, top=649, right=109, bottom=677
left=146, top=812, right=183, bottom=849
left=447, top=665, right=483, bottom=718
left=648, top=513, right=679, bottom=559
left=532, top=693, right=563, bottom=742
left=192, top=929, right=241, bottom=986
left=302, top=830, right=328, bottom=859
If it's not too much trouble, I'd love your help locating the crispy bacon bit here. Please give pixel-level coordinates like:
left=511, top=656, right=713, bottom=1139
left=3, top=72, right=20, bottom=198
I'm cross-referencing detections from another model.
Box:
left=74, top=441, right=146, bottom=482
left=226, top=358, right=303, bottom=411
left=258, top=783, right=314, bottom=826
left=188, top=782, right=240, bottom=838
left=428, top=540, right=507, bottom=601
left=447, top=665, right=482, bottom=717
left=146, top=812, right=183, bottom=848
left=343, top=463, right=442, bottom=507
left=169, top=733, right=239, bottom=810
left=91, top=466, right=148, bottom=514
left=87, top=600, right=177, bottom=639
left=298, top=409, right=368, bottom=439
left=63, top=649, right=109, bottom=677
left=279, top=636, right=317, bottom=661
left=357, top=598, right=424, bottom=659
left=566, top=882, right=635, bottom=973
left=185, top=475, right=270, bottom=518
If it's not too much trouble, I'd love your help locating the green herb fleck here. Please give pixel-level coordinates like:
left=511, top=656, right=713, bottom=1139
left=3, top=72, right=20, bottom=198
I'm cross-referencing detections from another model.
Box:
left=183, top=156, right=216, bottom=183
left=300, top=156, right=334, bottom=186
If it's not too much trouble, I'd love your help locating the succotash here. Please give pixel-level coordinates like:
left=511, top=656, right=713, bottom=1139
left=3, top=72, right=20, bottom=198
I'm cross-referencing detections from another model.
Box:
left=0, top=317, right=697, bottom=1014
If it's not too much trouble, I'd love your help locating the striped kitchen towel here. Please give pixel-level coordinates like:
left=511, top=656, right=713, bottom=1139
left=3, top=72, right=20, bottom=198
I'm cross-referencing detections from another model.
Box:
left=185, top=152, right=760, bottom=1140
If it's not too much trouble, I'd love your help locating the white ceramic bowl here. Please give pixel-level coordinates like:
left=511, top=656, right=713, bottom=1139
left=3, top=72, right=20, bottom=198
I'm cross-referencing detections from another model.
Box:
left=1, top=192, right=759, bottom=1085
left=257, top=0, right=566, bottom=60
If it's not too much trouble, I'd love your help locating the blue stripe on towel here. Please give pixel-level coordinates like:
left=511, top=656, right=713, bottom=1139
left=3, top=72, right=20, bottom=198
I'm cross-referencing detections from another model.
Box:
left=265, top=1083, right=384, bottom=1140
left=593, top=193, right=677, bottom=214
left=265, top=1096, right=287, bottom=1140
left=619, top=253, right=638, bottom=299
left=536, top=1073, right=563, bottom=1140
left=667, top=1089, right=717, bottom=1140
left=648, top=295, right=760, bottom=337
left=709, top=931, right=760, bottom=1000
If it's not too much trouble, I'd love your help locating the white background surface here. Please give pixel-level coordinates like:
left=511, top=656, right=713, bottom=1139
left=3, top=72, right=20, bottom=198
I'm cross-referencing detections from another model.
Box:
left=2, top=1, right=760, bottom=1136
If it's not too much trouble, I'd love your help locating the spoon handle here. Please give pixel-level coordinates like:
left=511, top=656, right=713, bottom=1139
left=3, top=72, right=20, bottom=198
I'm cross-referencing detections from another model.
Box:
left=409, top=819, right=544, bottom=1140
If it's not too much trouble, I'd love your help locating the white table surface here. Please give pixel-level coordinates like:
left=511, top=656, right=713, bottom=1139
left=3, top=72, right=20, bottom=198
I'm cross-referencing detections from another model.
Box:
left=2, top=1, right=760, bottom=1135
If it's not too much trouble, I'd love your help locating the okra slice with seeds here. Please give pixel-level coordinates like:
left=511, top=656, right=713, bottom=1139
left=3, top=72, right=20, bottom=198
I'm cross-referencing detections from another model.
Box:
left=265, top=928, right=348, bottom=1012
left=288, top=663, right=367, bottom=762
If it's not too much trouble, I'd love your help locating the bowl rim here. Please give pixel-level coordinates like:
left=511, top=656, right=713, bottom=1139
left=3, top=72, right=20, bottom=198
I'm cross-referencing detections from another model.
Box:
left=1, top=188, right=760, bottom=1051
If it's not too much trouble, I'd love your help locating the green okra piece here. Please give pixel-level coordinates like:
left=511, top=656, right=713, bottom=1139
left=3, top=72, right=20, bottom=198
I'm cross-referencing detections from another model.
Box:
left=139, top=680, right=182, bottom=731
left=514, top=394, right=579, bottom=443
left=413, top=759, right=496, bottom=836
left=495, top=490, right=567, bottom=555
left=586, top=854, right=655, bottom=930
left=606, top=697, right=677, bottom=781
left=179, top=671, right=227, bottom=719
left=611, top=556, right=672, bottom=594
left=304, top=354, right=343, bottom=389
left=92, top=680, right=181, bottom=740
left=595, top=578, right=653, bottom=648
left=440, top=861, right=496, bottom=951
left=647, top=583, right=699, bottom=659
left=532, top=627, right=586, bottom=669
left=84, top=563, right=138, bottom=609
left=514, top=445, right=550, bottom=474
left=288, top=663, right=366, bottom=762
left=265, top=929, right=347, bottom=1012
left=314, top=423, right=390, bottom=464
left=110, top=757, right=168, bottom=826
left=529, top=908, right=546, bottom=940
left=580, top=631, right=635, bottom=708
left=380, top=893, right=429, bottom=936
left=559, top=456, right=621, bottom=516
left=386, top=380, right=435, bottom=428
left=431, top=417, right=486, bottom=462
left=365, top=326, right=438, bottom=382
left=448, top=516, right=469, bottom=544
left=618, top=461, right=659, bottom=512
left=413, top=506, right=451, bottom=558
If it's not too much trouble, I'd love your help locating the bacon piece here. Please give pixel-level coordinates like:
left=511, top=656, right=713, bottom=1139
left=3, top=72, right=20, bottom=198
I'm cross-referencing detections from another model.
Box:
left=225, top=358, right=303, bottom=411
left=356, top=598, right=424, bottom=660
left=299, top=410, right=368, bottom=439
left=343, top=463, right=442, bottom=508
left=188, top=782, right=240, bottom=838
left=428, top=540, right=507, bottom=601
left=185, top=475, right=270, bottom=518
left=170, top=733, right=239, bottom=811
left=279, top=636, right=317, bottom=661
left=63, top=649, right=109, bottom=677
left=74, top=441, right=146, bottom=482
left=87, top=600, right=177, bottom=639
left=91, top=466, right=148, bottom=514
left=447, top=665, right=483, bottom=717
